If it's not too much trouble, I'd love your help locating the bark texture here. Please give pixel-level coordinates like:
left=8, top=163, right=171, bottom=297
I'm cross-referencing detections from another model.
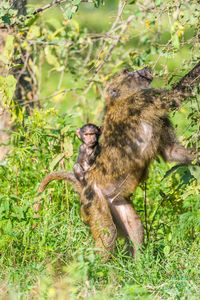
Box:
left=0, top=0, right=29, bottom=160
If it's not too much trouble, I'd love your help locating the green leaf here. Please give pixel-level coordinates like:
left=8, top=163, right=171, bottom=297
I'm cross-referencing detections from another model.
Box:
left=44, top=46, right=60, bottom=68
left=172, top=34, right=180, bottom=49
left=0, top=2, right=10, bottom=9
left=27, top=25, right=40, bottom=39
left=3, top=220, right=12, bottom=235
left=12, top=205, right=24, bottom=220
left=189, top=166, right=200, bottom=183
left=0, top=34, right=14, bottom=64
left=2, top=14, right=10, bottom=24
left=167, top=233, right=172, bottom=242
left=46, top=19, right=62, bottom=30
left=94, top=1, right=100, bottom=8
left=3, top=199, right=9, bottom=214
left=6, top=75, right=17, bottom=102
left=67, top=7, right=73, bottom=19
left=63, top=136, right=73, bottom=158
left=162, top=164, right=185, bottom=181
left=0, top=75, right=17, bottom=104
left=73, top=0, right=81, bottom=5
left=61, top=125, right=71, bottom=135
left=163, top=245, right=170, bottom=257
left=71, top=5, right=78, bottom=13
left=0, top=206, right=5, bottom=215
left=49, top=153, right=65, bottom=171
left=93, top=0, right=103, bottom=8
left=154, top=0, right=161, bottom=7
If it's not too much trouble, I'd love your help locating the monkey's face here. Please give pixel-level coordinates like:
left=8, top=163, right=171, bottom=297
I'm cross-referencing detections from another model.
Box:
left=105, top=67, right=153, bottom=101
left=81, top=127, right=100, bottom=147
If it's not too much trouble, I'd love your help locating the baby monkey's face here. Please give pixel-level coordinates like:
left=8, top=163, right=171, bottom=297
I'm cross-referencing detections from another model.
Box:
left=82, top=128, right=100, bottom=147
left=77, top=124, right=101, bottom=147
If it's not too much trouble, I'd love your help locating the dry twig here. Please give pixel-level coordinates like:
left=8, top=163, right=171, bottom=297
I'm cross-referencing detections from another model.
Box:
left=7, top=0, right=132, bottom=108
left=33, top=0, right=93, bottom=15
left=0, top=0, right=93, bottom=29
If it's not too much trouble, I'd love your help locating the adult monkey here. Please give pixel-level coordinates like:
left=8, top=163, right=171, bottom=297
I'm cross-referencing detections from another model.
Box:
left=37, top=63, right=200, bottom=260
left=80, top=63, right=200, bottom=259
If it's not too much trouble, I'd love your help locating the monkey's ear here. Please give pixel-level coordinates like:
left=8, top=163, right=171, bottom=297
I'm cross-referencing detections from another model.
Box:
left=76, top=128, right=81, bottom=139
left=108, top=88, right=120, bottom=99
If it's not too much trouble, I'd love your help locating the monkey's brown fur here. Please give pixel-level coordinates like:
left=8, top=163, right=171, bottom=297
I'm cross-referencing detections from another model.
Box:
left=80, top=63, right=200, bottom=259
left=74, top=123, right=101, bottom=185
left=37, top=63, right=200, bottom=259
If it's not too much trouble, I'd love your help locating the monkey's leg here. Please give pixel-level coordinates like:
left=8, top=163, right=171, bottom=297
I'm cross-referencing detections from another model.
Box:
left=91, top=205, right=117, bottom=261
left=81, top=195, right=117, bottom=261
left=162, top=143, right=199, bottom=164
left=109, top=197, right=144, bottom=258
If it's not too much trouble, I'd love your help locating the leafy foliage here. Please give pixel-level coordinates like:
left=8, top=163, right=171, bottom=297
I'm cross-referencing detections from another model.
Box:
left=0, top=0, right=200, bottom=299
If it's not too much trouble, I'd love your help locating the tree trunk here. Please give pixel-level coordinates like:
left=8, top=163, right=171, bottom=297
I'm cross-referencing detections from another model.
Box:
left=0, top=0, right=36, bottom=160
left=11, top=0, right=27, bottom=16
left=0, top=25, right=12, bottom=160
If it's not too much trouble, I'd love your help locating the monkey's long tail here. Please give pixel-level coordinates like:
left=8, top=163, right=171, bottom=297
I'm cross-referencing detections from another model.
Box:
left=33, top=171, right=81, bottom=216
left=38, top=171, right=82, bottom=195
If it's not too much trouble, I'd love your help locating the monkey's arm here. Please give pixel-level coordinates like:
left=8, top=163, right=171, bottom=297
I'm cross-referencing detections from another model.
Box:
left=141, top=61, right=200, bottom=112
left=161, top=144, right=199, bottom=164
left=168, top=61, right=200, bottom=109
left=175, top=61, right=200, bottom=92
left=74, top=163, right=85, bottom=183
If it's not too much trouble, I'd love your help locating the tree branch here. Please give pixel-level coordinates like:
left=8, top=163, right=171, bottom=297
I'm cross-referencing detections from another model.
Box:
left=10, top=13, right=134, bottom=107
left=0, top=0, right=93, bottom=29
left=33, top=0, right=93, bottom=15
left=86, top=15, right=134, bottom=86
left=109, top=0, right=128, bottom=34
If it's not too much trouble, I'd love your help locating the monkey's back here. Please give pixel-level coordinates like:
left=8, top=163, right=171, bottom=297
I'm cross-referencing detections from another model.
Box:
left=89, top=91, right=167, bottom=189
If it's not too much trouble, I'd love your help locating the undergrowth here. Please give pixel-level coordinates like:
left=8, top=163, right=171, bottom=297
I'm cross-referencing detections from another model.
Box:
left=0, top=109, right=200, bottom=300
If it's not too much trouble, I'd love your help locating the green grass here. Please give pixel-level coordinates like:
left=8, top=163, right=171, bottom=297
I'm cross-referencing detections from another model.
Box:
left=1, top=1, right=200, bottom=298
left=0, top=114, right=200, bottom=299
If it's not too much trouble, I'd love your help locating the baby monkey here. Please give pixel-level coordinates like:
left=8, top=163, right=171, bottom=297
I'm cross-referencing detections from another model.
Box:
left=74, top=123, right=102, bottom=185
left=34, top=123, right=101, bottom=215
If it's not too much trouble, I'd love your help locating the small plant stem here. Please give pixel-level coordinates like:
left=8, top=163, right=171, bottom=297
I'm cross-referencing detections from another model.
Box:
left=144, top=183, right=149, bottom=242
left=15, top=165, right=19, bottom=195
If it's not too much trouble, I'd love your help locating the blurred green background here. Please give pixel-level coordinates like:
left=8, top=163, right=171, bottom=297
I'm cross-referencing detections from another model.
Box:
left=0, top=1, right=200, bottom=299
left=27, top=0, right=199, bottom=139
